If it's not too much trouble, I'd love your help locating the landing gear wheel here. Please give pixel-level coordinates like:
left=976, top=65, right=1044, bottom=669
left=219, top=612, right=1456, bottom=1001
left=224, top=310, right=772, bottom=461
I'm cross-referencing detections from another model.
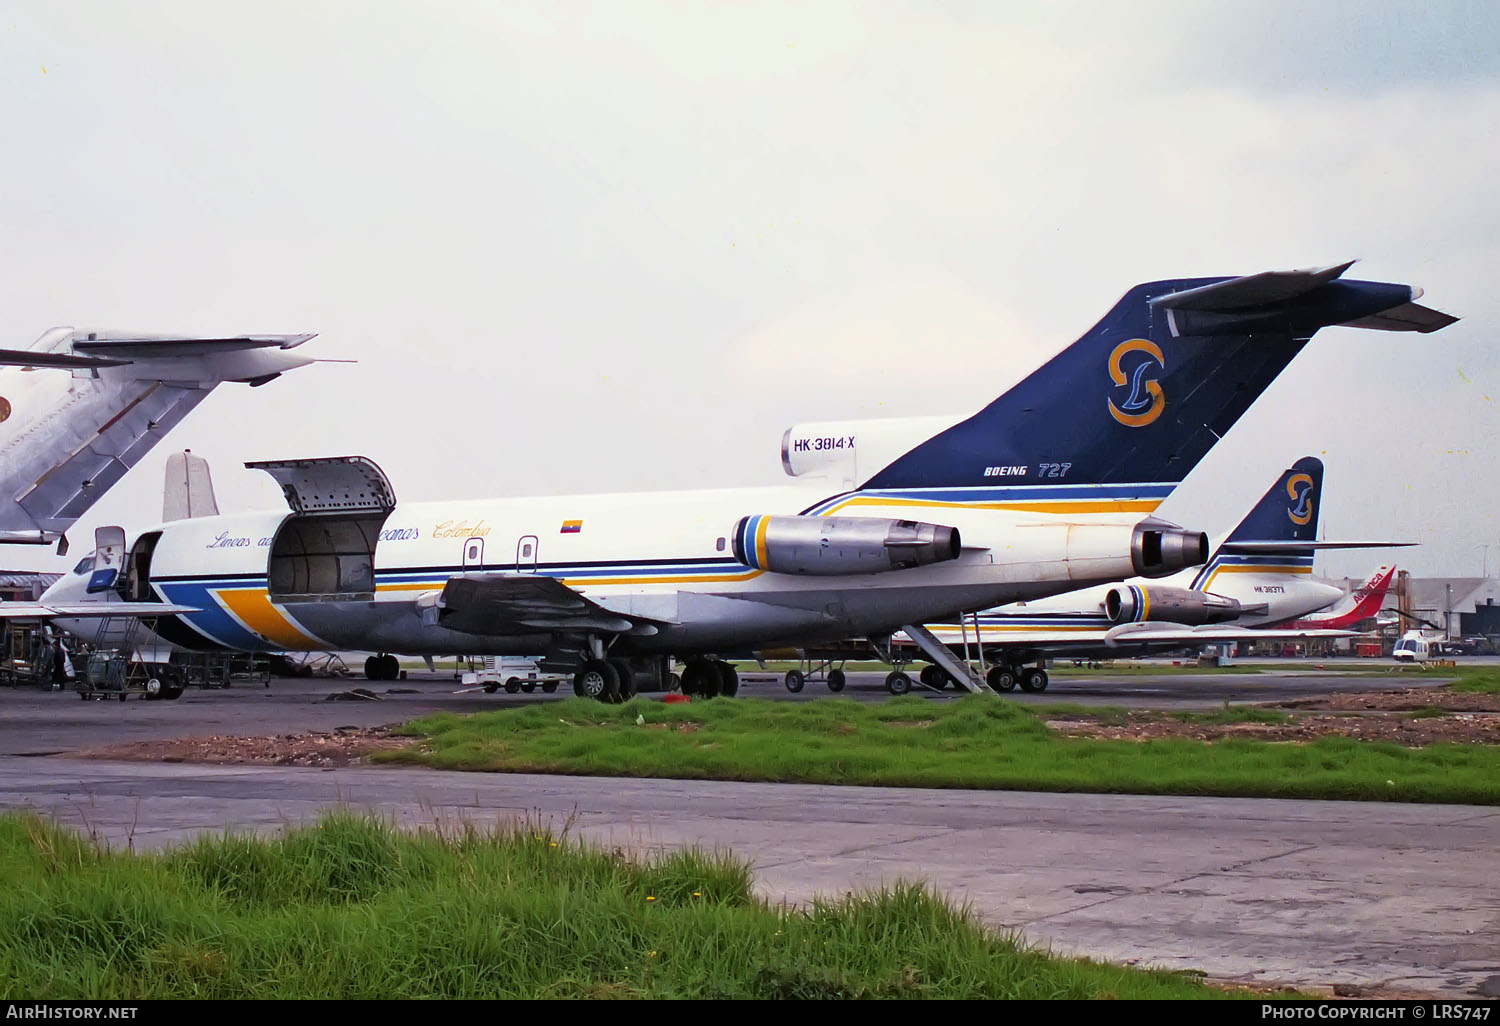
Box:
left=681, top=660, right=719, bottom=698
left=986, top=666, right=1016, bottom=692
left=826, top=668, right=846, bottom=693
left=365, top=655, right=381, bottom=680
left=381, top=655, right=400, bottom=680
left=715, top=661, right=739, bottom=698
left=503, top=677, right=522, bottom=694
left=885, top=670, right=912, bottom=695
left=572, top=659, right=620, bottom=702
left=610, top=659, right=636, bottom=700
left=668, top=672, right=682, bottom=693
left=1019, top=668, right=1049, bottom=693
left=784, top=669, right=805, bottom=693
left=918, top=665, right=946, bottom=689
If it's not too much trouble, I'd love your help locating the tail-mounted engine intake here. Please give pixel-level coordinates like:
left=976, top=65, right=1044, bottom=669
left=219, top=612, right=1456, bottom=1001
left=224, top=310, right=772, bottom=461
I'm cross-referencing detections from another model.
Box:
left=732, top=514, right=961, bottom=576
left=1129, top=518, right=1208, bottom=578
left=1106, top=585, right=1243, bottom=626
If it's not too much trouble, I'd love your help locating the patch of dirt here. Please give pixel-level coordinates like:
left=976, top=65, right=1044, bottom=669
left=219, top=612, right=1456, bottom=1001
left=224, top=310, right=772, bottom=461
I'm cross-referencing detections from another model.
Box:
left=1276, top=686, right=1500, bottom=712
left=1045, top=705, right=1500, bottom=746
left=69, top=726, right=417, bottom=767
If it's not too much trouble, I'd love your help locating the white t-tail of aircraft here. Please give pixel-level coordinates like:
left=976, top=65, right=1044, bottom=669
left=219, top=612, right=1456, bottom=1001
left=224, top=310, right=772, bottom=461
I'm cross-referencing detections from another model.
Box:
left=0, top=327, right=320, bottom=549
left=31, top=262, right=1455, bottom=700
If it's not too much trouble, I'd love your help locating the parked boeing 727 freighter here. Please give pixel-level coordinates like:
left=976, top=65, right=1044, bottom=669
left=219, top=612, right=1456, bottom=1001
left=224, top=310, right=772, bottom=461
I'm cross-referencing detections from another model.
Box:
left=36, top=262, right=1455, bottom=700
left=876, top=457, right=1408, bottom=693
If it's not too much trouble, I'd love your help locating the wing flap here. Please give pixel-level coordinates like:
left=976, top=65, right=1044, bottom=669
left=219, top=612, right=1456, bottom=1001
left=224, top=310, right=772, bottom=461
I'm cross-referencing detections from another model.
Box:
left=425, top=573, right=657, bottom=636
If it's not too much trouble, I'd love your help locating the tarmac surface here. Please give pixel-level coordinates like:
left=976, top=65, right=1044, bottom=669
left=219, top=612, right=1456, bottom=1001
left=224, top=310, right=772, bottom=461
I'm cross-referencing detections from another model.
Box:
left=0, top=664, right=1455, bottom=756
left=1, top=665, right=1495, bottom=997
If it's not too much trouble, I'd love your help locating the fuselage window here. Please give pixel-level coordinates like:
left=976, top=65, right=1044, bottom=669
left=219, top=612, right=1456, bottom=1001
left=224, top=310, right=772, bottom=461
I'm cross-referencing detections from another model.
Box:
left=467, top=544, right=480, bottom=560
left=716, top=537, right=726, bottom=552
left=522, top=543, right=533, bottom=559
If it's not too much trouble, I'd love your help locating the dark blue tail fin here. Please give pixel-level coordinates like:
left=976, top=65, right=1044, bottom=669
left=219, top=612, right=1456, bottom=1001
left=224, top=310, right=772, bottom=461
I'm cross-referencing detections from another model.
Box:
left=860, top=263, right=1452, bottom=500
left=1222, top=456, right=1324, bottom=547
left=1186, top=456, right=1324, bottom=589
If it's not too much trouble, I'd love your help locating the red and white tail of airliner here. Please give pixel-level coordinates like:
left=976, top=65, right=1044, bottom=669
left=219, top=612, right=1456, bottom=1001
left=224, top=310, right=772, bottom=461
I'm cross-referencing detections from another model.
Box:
left=1283, top=565, right=1396, bottom=630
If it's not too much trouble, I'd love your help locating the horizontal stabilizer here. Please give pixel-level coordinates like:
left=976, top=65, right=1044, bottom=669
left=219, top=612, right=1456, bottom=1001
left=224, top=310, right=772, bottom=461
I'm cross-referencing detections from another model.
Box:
left=1218, top=540, right=1415, bottom=552
left=1338, top=302, right=1458, bottom=333
left=0, top=348, right=129, bottom=369
left=1149, top=261, right=1356, bottom=311
left=73, top=334, right=316, bottom=359
left=0, top=602, right=200, bottom=619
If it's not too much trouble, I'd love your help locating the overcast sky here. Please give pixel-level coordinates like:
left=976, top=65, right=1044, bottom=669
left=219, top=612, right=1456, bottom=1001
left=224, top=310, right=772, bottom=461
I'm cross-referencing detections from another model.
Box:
left=2, top=1, right=1497, bottom=578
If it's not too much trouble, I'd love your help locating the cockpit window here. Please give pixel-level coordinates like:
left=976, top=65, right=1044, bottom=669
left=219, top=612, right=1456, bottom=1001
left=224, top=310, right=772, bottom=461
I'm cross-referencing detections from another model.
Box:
left=72, top=555, right=96, bottom=575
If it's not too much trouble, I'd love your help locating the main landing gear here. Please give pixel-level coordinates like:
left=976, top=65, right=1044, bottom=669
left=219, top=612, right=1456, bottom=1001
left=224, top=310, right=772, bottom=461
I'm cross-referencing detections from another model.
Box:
left=680, top=658, right=739, bottom=698
left=983, top=663, right=1048, bottom=692
left=364, top=654, right=401, bottom=681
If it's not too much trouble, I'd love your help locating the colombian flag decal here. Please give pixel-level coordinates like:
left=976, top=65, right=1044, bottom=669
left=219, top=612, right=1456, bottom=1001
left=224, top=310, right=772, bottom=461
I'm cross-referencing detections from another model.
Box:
left=560, top=519, right=583, bottom=534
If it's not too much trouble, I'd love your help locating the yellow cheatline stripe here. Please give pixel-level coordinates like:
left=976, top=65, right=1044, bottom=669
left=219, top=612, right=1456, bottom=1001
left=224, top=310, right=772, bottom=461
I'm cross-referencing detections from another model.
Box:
left=821, top=497, right=1163, bottom=515
left=1200, top=564, right=1312, bottom=593
left=754, top=515, right=770, bottom=570
left=1141, top=587, right=1150, bottom=621
left=215, top=589, right=326, bottom=649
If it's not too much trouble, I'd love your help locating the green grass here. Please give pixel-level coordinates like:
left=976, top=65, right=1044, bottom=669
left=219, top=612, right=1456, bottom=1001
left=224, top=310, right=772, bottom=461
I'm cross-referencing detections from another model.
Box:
left=1165, top=706, right=1294, bottom=726
left=1447, top=666, right=1500, bottom=694
left=0, top=811, right=1241, bottom=1000
left=380, top=694, right=1500, bottom=804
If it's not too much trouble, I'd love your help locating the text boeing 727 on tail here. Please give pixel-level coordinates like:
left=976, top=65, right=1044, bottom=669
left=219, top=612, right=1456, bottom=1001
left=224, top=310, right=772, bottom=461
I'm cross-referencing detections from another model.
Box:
left=36, top=262, right=1455, bottom=700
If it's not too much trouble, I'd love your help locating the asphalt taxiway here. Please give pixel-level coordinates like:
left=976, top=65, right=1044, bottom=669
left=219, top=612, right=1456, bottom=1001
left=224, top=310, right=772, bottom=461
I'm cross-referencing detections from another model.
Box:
left=0, top=668, right=1493, bottom=997
left=0, top=667, right=1451, bottom=756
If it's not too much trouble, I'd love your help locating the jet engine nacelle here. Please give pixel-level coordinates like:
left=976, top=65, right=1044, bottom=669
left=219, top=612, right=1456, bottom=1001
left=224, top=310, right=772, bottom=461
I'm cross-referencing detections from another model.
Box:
left=1130, top=518, right=1209, bottom=579
left=732, top=514, right=961, bottom=576
left=1105, top=585, right=1243, bottom=626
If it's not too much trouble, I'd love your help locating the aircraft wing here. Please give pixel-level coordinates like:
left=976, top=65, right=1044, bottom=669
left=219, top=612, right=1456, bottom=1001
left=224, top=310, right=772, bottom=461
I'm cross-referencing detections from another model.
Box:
left=1217, top=541, right=1415, bottom=552
left=420, top=573, right=665, bottom=636
left=0, top=602, right=200, bottom=619
left=1103, top=622, right=1357, bottom=646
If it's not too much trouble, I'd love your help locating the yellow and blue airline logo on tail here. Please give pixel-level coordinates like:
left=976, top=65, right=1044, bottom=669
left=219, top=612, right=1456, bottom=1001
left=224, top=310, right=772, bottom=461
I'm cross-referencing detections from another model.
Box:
left=1286, top=473, right=1315, bottom=526
left=1107, top=339, right=1166, bottom=428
